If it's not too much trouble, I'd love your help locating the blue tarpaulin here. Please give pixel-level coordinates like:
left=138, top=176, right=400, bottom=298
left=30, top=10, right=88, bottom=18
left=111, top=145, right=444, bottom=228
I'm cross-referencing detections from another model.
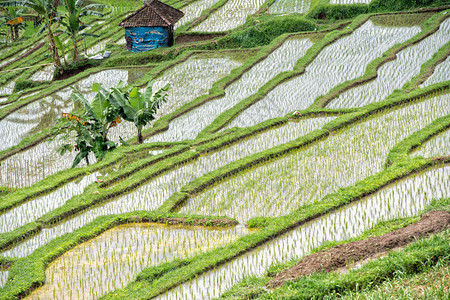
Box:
left=125, top=26, right=168, bottom=52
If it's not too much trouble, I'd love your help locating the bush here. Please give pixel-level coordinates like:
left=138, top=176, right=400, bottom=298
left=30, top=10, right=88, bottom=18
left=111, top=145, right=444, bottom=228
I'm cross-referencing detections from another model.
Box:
left=217, top=16, right=317, bottom=48
left=308, top=4, right=369, bottom=20
left=13, top=79, right=51, bottom=92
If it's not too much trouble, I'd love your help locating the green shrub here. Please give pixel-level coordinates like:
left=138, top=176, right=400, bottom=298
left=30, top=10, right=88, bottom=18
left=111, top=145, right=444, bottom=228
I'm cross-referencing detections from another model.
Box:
left=217, top=16, right=317, bottom=48
left=13, top=79, right=51, bottom=92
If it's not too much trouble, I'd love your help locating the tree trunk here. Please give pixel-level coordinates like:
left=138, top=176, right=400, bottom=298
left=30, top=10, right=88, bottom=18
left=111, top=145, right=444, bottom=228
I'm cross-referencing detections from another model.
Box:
left=10, top=26, right=15, bottom=42
left=138, top=130, right=143, bottom=144
left=72, top=33, right=79, bottom=63
left=14, top=25, right=19, bottom=41
left=46, top=21, right=62, bottom=72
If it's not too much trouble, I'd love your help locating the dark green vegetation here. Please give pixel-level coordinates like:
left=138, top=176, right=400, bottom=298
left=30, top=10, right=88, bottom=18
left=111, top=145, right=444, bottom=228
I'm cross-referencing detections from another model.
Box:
left=0, top=0, right=449, bottom=299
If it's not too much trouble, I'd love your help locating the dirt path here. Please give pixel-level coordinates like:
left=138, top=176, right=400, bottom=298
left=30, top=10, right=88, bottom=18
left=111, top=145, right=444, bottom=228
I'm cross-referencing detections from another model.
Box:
left=267, top=211, right=450, bottom=288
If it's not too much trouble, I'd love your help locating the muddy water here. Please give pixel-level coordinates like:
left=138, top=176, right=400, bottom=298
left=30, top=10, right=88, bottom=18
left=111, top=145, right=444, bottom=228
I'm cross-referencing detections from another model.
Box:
left=1, top=118, right=332, bottom=258
left=158, top=165, right=449, bottom=299
left=25, top=223, right=249, bottom=300
left=147, top=37, right=313, bottom=142
left=227, top=20, right=421, bottom=128
left=182, top=94, right=450, bottom=222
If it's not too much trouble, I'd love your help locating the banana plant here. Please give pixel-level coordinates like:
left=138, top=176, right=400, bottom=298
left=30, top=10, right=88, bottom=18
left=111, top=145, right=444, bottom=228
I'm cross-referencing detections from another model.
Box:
left=59, top=0, right=107, bottom=62
left=55, top=83, right=121, bottom=167
left=110, top=80, right=169, bottom=144
left=0, top=0, right=63, bottom=68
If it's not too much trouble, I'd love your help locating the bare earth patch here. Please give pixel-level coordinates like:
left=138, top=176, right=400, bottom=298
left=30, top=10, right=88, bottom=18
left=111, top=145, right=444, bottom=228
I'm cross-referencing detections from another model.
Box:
left=267, top=211, right=450, bottom=288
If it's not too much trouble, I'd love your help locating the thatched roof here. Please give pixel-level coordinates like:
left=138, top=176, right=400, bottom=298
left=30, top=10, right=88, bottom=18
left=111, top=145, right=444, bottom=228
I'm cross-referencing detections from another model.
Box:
left=119, top=0, right=184, bottom=28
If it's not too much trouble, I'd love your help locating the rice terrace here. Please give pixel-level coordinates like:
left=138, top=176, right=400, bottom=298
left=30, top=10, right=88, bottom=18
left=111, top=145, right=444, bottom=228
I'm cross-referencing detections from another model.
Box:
left=0, top=0, right=449, bottom=298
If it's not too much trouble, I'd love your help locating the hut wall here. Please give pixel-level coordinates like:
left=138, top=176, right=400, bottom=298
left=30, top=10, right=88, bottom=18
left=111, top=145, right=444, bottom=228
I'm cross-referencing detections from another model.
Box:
left=125, top=26, right=168, bottom=52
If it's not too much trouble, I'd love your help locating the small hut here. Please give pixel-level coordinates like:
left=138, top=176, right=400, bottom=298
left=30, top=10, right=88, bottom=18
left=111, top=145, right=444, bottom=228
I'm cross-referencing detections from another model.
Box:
left=119, top=0, right=184, bottom=52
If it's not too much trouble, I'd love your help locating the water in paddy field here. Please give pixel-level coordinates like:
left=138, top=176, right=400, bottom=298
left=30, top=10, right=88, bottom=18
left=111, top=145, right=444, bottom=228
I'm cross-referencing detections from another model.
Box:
left=227, top=20, right=421, bottom=128
left=330, top=0, right=371, bottom=3
left=328, top=18, right=450, bottom=108
left=159, top=165, right=450, bottom=300
left=0, top=68, right=150, bottom=160
left=25, top=224, right=249, bottom=300
left=268, top=0, right=311, bottom=14
left=176, top=0, right=221, bottom=29
left=192, top=0, right=266, bottom=32
left=181, top=94, right=450, bottom=223
left=0, top=172, right=100, bottom=234
left=421, top=55, right=450, bottom=88
left=0, top=270, right=8, bottom=287
left=411, top=129, right=450, bottom=159
left=30, top=65, right=56, bottom=82
left=147, top=37, right=313, bottom=142
left=0, top=117, right=331, bottom=258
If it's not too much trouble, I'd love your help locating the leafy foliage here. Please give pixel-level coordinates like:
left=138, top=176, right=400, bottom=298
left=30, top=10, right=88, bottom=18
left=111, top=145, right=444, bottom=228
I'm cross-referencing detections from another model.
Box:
left=110, top=80, right=169, bottom=143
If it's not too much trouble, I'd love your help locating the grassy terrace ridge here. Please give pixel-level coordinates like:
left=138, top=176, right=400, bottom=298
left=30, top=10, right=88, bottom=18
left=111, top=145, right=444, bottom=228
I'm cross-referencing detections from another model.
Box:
left=101, top=162, right=450, bottom=299
left=0, top=80, right=447, bottom=255
left=199, top=10, right=449, bottom=136
left=0, top=0, right=449, bottom=298
left=217, top=197, right=450, bottom=299
left=1, top=85, right=446, bottom=298
left=0, top=10, right=131, bottom=88
left=311, top=10, right=450, bottom=108
left=0, top=212, right=241, bottom=299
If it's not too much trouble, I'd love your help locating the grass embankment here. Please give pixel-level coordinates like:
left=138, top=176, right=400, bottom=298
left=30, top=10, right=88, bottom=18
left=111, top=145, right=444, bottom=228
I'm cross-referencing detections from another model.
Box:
left=0, top=211, right=240, bottom=299
left=97, top=85, right=449, bottom=299
left=218, top=197, right=450, bottom=299
left=307, top=0, right=450, bottom=21
left=311, top=10, right=450, bottom=108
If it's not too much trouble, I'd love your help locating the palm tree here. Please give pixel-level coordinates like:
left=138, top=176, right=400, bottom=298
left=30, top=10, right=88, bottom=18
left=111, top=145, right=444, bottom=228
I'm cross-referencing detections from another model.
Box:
left=59, top=0, right=107, bottom=62
left=0, top=0, right=62, bottom=68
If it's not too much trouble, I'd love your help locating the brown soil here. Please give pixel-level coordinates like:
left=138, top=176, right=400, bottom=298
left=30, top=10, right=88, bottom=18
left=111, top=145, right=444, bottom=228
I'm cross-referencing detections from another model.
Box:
left=267, top=211, right=450, bottom=288
left=54, top=63, right=95, bottom=81
left=175, top=33, right=227, bottom=44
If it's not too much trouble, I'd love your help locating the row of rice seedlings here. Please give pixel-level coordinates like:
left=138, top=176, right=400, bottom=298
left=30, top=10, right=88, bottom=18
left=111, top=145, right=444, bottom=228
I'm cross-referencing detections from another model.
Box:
left=420, top=55, right=450, bottom=88
left=158, top=164, right=450, bottom=300
left=328, top=18, right=450, bottom=108
left=0, top=270, right=8, bottom=288
left=24, top=223, right=248, bottom=299
left=0, top=172, right=99, bottom=234
left=0, top=69, right=129, bottom=153
left=191, top=0, right=266, bottom=32
left=175, top=0, right=221, bottom=29
left=0, top=49, right=27, bottom=68
left=0, top=89, right=75, bottom=152
left=0, top=80, right=16, bottom=95
left=30, top=65, right=56, bottom=82
left=181, top=94, right=450, bottom=223
left=113, top=55, right=242, bottom=141
left=85, top=39, right=111, bottom=56
left=411, top=129, right=450, bottom=159
left=226, top=20, right=420, bottom=129
left=147, top=37, right=313, bottom=142
left=0, top=137, right=79, bottom=189
left=330, top=0, right=371, bottom=4
left=0, top=68, right=162, bottom=188
left=268, top=0, right=311, bottom=14
left=1, top=118, right=331, bottom=258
